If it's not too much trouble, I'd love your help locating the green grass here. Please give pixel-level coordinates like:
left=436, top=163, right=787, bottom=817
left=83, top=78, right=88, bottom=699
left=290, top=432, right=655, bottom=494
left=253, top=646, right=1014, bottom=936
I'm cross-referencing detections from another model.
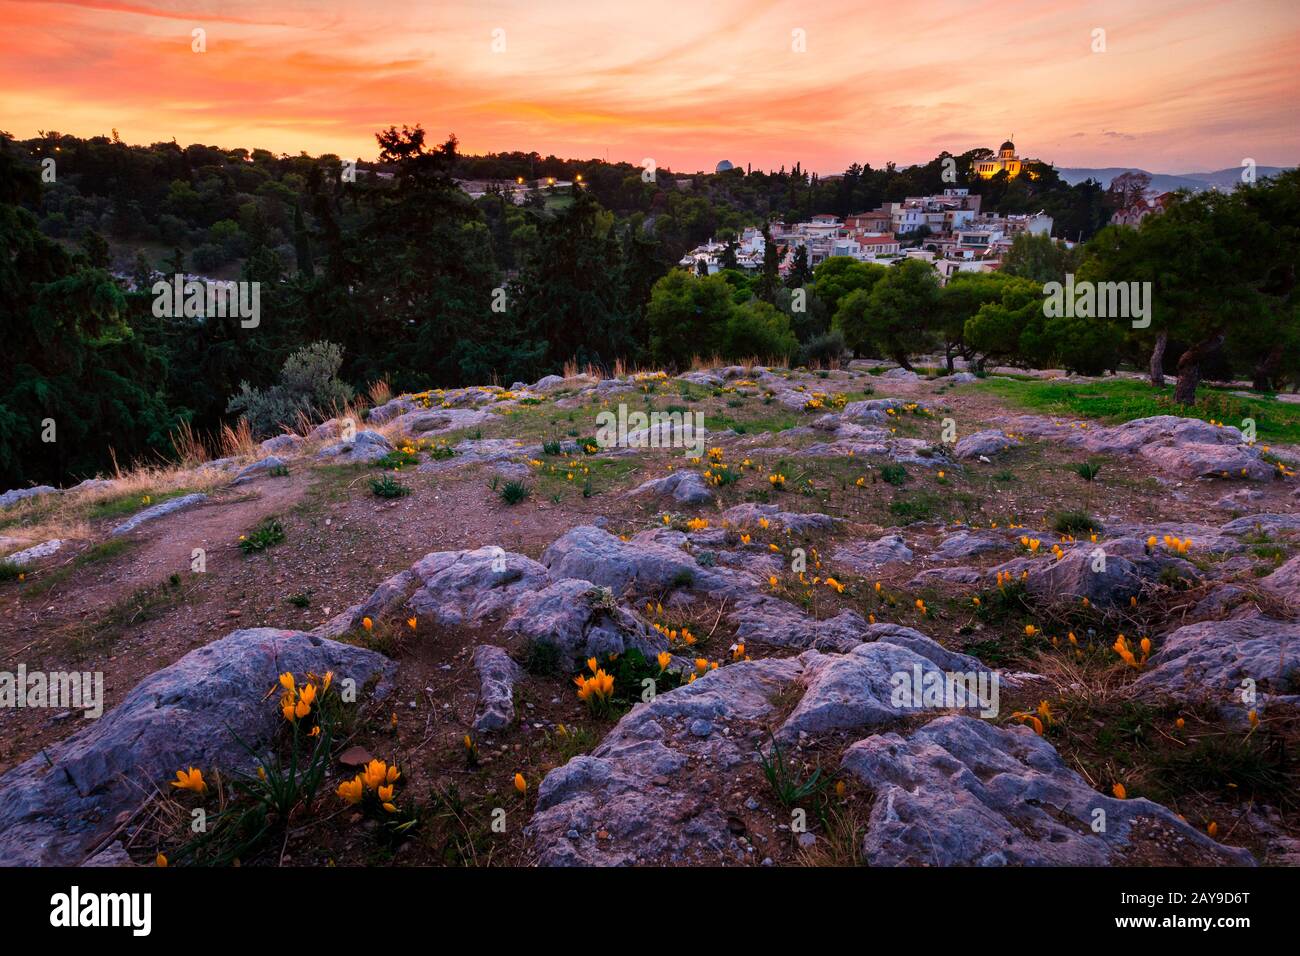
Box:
left=1150, top=733, right=1292, bottom=802
left=78, top=537, right=135, bottom=565
left=547, top=724, right=598, bottom=763
left=976, top=377, right=1300, bottom=444
left=703, top=411, right=802, bottom=435
left=67, top=575, right=190, bottom=656
left=14, top=537, right=138, bottom=597
left=374, top=449, right=419, bottom=470
left=1052, top=509, right=1101, bottom=534
left=533, top=457, right=639, bottom=498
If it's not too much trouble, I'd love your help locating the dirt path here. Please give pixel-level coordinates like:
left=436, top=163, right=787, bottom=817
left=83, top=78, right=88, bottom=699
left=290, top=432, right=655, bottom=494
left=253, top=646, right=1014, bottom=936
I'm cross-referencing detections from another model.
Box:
left=17, top=474, right=314, bottom=627
left=0, top=454, right=661, bottom=775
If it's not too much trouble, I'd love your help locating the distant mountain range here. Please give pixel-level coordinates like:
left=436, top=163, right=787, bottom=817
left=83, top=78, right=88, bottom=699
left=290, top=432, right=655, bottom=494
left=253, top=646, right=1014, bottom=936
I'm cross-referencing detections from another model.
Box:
left=1056, top=165, right=1293, bottom=192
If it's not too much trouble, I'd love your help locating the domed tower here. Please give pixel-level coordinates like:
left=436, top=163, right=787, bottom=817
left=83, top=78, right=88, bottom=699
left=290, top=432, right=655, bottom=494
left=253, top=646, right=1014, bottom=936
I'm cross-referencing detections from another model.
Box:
left=976, top=139, right=1023, bottom=178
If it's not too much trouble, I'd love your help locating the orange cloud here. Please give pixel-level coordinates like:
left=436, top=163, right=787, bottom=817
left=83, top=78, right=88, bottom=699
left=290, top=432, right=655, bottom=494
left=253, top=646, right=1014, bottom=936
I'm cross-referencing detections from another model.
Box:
left=1, top=0, right=1296, bottom=171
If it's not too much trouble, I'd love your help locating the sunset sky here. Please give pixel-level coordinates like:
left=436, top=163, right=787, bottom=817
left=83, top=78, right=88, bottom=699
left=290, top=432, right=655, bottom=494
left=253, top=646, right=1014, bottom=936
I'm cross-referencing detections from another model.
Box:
left=3, top=0, right=1297, bottom=174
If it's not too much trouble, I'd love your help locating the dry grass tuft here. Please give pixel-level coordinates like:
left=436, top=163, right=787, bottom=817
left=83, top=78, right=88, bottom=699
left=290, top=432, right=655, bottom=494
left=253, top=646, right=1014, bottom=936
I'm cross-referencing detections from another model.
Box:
left=219, top=419, right=257, bottom=459
left=795, top=797, right=871, bottom=867
left=169, top=420, right=210, bottom=468
left=0, top=460, right=229, bottom=554
left=367, top=378, right=393, bottom=408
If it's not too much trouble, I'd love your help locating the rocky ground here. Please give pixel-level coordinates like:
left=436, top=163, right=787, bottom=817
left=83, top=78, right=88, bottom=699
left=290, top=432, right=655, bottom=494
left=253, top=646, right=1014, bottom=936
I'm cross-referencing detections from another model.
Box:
left=1, top=361, right=1298, bottom=867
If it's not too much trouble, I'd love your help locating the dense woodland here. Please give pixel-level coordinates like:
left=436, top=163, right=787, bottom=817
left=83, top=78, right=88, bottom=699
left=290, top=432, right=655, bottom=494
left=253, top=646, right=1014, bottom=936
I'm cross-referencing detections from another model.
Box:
left=0, top=126, right=1295, bottom=487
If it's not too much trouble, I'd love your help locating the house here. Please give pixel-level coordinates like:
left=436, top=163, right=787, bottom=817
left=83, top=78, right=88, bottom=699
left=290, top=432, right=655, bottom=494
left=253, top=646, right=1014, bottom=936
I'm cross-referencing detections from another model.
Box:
left=844, top=210, right=893, bottom=233
left=857, top=233, right=901, bottom=256
left=1110, top=192, right=1175, bottom=227
left=934, top=258, right=1001, bottom=283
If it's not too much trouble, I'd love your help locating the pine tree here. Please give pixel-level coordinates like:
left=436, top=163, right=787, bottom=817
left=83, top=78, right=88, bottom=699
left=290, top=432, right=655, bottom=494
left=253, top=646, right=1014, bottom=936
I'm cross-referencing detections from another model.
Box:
left=293, top=203, right=314, bottom=277
left=756, top=220, right=780, bottom=303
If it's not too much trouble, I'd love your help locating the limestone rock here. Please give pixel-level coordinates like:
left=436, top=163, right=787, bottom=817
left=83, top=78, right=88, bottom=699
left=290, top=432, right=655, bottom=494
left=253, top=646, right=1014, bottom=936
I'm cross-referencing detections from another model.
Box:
left=471, top=645, right=526, bottom=733
left=776, top=637, right=994, bottom=741
left=543, top=525, right=734, bottom=596
left=316, top=429, right=393, bottom=463
left=110, top=494, right=209, bottom=537
left=4, top=538, right=63, bottom=566
left=0, top=628, right=393, bottom=866
left=0, top=486, right=58, bottom=509
left=259, top=433, right=304, bottom=456
left=932, top=531, right=1011, bottom=561
left=526, top=657, right=806, bottom=866
left=505, top=578, right=667, bottom=660
left=841, top=716, right=1255, bottom=866
left=718, top=502, right=838, bottom=535
left=954, top=430, right=1020, bottom=460
left=1134, top=617, right=1300, bottom=706
left=407, top=547, right=549, bottom=627
left=832, top=534, right=914, bottom=572
left=625, top=470, right=714, bottom=505
left=232, top=455, right=289, bottom=484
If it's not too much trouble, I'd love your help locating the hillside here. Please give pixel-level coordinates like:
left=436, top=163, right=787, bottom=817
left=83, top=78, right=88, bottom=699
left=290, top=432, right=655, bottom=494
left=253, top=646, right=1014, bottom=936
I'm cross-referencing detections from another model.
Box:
left=1058, top=164, right=1294, bottom=191
left=1, top=361, right=1297, bottom=867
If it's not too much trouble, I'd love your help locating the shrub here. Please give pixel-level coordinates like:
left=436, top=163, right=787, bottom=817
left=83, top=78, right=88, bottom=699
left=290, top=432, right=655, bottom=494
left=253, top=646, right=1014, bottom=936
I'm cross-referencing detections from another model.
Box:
left=880, top=463, right=908, bottom=486
left=370, top=474, right=410, bottom=498
left=759, top=734, right=826, bottom=807
left=239, top=518, right=285, bottom=554
left=227, top=341, right=355, bottom=438
left=798, top=330, right=846, bottom=367
left=722, top=300, right=798, bottom=360
left=523, top=639, right=561, bottom=676
left=499, top=480, right=530, bottom=505
left=889, top=494, right=936, bottom=522
left=1052, top=509, right=1100, bottom=534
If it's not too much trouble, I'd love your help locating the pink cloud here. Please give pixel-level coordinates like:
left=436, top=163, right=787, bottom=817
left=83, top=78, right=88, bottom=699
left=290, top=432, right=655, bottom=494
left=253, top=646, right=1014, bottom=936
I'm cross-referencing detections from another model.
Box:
left=1, top=0, right=1295, bottom=171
